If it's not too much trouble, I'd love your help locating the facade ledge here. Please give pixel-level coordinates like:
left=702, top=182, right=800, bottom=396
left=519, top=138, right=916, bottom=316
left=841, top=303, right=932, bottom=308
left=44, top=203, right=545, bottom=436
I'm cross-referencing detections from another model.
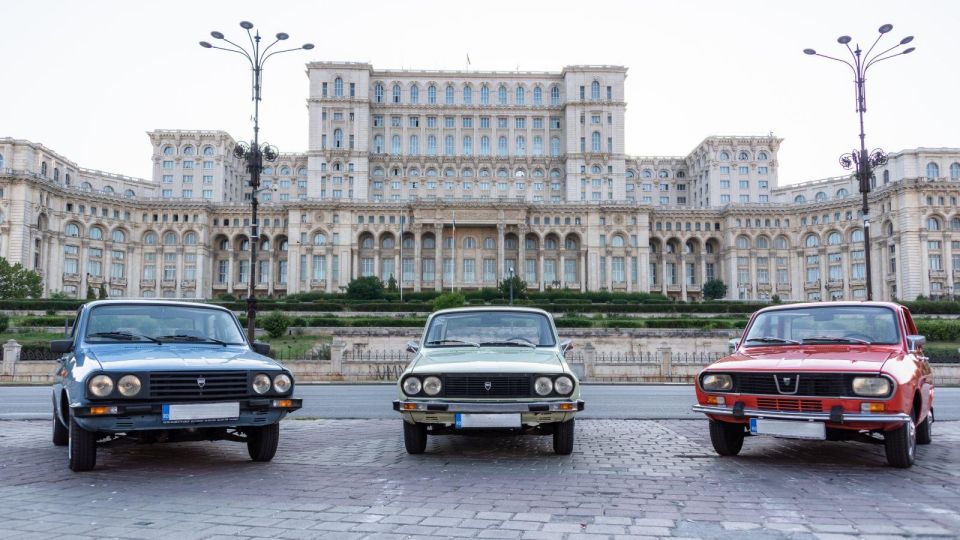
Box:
left=804, top=280, right=821, bottom=289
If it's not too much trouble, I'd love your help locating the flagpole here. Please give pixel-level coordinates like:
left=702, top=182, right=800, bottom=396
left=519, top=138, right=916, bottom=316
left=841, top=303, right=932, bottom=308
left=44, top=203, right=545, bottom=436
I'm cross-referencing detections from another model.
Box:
left=452, top=210, right=456, bottom=292
left=399, top=215, right=404, bottom=303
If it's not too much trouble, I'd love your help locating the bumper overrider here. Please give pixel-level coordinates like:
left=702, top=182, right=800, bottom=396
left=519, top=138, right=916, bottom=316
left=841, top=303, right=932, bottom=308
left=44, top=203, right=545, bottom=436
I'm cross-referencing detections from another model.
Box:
left=692, top=404, right=910, bottom=424
left=73, top=398, right=303, bottom=418
left=394, top=400, right=585, bottom=413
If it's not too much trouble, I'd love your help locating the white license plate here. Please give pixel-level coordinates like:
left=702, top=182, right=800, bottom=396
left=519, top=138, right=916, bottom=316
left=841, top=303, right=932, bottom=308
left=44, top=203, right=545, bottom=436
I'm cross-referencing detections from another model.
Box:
left=455, top=413, right=521, bottom=429
left=162, top=402, right=240, bottom=423
left=750, top=418, right=826, bottom=440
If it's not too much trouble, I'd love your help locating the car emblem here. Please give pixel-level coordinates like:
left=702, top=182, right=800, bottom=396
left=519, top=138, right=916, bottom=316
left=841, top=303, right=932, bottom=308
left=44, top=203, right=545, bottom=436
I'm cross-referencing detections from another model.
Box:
left=774, top=374, right=799, bottom=395
left=197, top=377, right=206, bottom=388
left=484, top=381, right=492, bottom=392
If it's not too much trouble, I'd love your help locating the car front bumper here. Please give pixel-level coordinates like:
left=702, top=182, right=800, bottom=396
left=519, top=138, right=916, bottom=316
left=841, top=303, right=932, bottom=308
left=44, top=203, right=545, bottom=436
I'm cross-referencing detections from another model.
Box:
left=393, top=399, right=584, bottom=413
left=692, top=404, right=911, bottom=424
left=71, top=398, right=302, bottom=432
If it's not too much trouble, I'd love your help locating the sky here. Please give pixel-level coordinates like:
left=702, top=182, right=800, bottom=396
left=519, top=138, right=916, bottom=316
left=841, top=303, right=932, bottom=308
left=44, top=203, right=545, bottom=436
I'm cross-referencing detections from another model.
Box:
left=2, top=0, right=958, bottom=185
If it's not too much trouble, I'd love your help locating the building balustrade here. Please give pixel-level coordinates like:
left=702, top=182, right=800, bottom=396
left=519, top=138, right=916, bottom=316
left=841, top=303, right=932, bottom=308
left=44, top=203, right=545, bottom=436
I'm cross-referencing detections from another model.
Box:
left=140, top=279, right=156, bottom=288
left=827, top=279, right=844, bottom=288
left=161, top=280, right=176, bottom=288
left=804, top=280, right=821, bottom=289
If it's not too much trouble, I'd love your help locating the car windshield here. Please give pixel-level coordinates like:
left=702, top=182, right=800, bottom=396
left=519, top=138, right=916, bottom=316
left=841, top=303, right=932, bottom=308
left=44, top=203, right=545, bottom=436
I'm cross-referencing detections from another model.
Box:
left=743, top=305, right=901, bottom=346
left=84, top=304, right=246, bottom=345
left=424, top=311, right=557, bottom=348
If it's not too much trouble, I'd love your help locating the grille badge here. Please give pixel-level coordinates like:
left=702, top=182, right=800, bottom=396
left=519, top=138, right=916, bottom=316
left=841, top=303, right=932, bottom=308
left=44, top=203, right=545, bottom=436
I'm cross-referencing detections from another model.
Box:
left=197, top=377, right=206, bottom=388
left=483, top=381, right=492, bottom=392
left=773, top=374, right=800, bottom=394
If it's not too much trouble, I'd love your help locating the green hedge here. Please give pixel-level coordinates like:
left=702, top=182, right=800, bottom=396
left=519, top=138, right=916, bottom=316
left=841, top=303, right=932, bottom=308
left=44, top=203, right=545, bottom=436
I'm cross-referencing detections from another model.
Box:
left=915, top=320, right=960, bottom=342
left=18, top=316, right=76, bottom=327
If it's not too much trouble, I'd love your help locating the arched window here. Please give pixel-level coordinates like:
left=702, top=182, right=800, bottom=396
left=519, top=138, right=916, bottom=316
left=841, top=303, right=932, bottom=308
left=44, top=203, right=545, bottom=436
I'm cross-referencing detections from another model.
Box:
left=444, top=135, right=454, bottom=156
left=827, top=231, right=841, bottom=245
left=183, top=146, right=195, bottom=156
left=532, top=136, right=543, bottom=156
left=736, top=236, right=750, bottom=249
left=550, top=85, right=560, bottom=105
left=203, top=146, right=214, bottom=156
left=591, top=131, right=601, bottom=152
left=409, top=135, right=420, bottom=155
left=372, top=166, right=385, bottom=177
left=533, top=86, right=542, bottom=105
left=850, top=229, right=864, bottom=243
left=313, top=232, right=327, bottom=246
left=261, top=239, right=270, bottom=252
left=334, top=77, right=344, bottom=97
left=516, top=136, right=526, bottom=155
left=757, top=151, right=768, bottom=160
left=883, top=170, right=890, bottom=184
left=951, top=162, right=960, bottom=180
left=53, top=167, right=60, bottom=180
left=392, top=84, right=401, bottom=103
left=719, top=151, right=730, bottom=161
left=444, top=168, right=455, bottom=177
left=462, top=135, right=473, bottom=155
left=498, top=85, right=507, bottom=104
left=65, top=223, right=80, bottom=237
left=927, top=217, right=941, bottom=231
left=41, top=162, right=48, bottom=176
left=392, top=135, right=402, bottom=155
left=102, top=185, right=114, bottom=194
left=836, top=188, right=848, bottom=198
left=591, top=80, right=600, bottom=100
left=794, top=194, right=806, bottom=203
left=775, top=236, right=789, bottom=250
left=497, top=136, right=508, bottom=156
left=756, top=236, right=769, bottom=249
left=564, top=236, right=578, bottom=250
left=515, top=86, right=525, bottom=105
left=89, top=226, right=104, bottom=240
left=422, top=235, right=436, bottom=249
left=550, top=137, right=561, bottom=157
left=112, top=230, right=126, bottom=243
left=738, top=151, right=749, bottom=161
left=163, top=146, right=174, bottom=156
left=463, top=237, right=477, bottom=249
left=333, top=128, right=344, bottom=148
left=926, top=162, right=940, bottom=178
left=240, top=239, right=250, bottom=251
left=373, top=135, right=384, bottom=153
left=184, top=232, right=198, bottom=245
left=463, top=85, right=472, bottom=104
left=80, top=181, right=92, bottom=192
left=143, top=232, right=157, bottom=245
left=280, top=240, right=289, bottom=252
left=360, top=235, right=374, bottom=249
left=373, top=83, right=383, bottom=103
left=427, top=135, right=437, bottom=155
left=805, top=234, right=819, bottom=248
left=545, top=237, right=558, bottom=250
left=280, top=166, right=290, bottom=176
left=162, top=232, right=177, bottom=245
left=480, top=135, right=490, bottom=156
left=402, top=235, right=415, bottom=249
left=298, top=167, right=307, bottom=176
left=483, top=237, right=496, bottom=249
left=480, top=85, right=489, bottom=105
left=611, top=235, right=625, bottom=248
left=815, top=192, right=827, bottom=202
left=410, top=84, right=420, bottom=104
left=427, top=85, right=437, bottom=104
left=445, top=84, right=454, bottom=104
left=382, top=236, right=395, bottom=249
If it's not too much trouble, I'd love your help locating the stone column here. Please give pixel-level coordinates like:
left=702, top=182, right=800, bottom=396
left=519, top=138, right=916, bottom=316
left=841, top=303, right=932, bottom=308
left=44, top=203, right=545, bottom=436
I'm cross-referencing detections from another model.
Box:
left=606, top=254, right=613, bottom=290
left=559, top=254, right=566, bottom=288
left=661, top=256, right=668, bottom=295
left=580, top=251, right=587, bottom=292
left=497, top=224, right=505, bottom=283
left=435, top=228, right=443, bottom=291
left=538, top=253, right=545, bottom=291
left=625, top=252, right=633, bottom=292
left=352, top=249, right=359, bottom=280
left=679, top=254, right=687, bottom=301
left=518, top=229, right=526, bottom=283
left=326, top=249, right=334, bottom=293
left=2, top=340, right=22, bottom=377
left=175, top=247, right=184, bottom=298
left=227, top=250, right=235, bottom=294
left=414, top=227, right=422, bottom=292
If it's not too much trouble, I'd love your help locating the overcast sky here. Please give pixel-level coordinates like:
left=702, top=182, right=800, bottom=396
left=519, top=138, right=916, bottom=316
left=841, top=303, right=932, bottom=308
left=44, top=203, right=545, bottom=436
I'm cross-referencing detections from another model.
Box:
left=3, top=0, right=957, bottom=185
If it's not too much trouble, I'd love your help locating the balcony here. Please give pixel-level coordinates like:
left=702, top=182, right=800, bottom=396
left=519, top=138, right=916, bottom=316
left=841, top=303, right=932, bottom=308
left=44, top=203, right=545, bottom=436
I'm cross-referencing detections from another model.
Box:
left=757, top=283, right=772, bottom=292
left=181, top=280, right=196, bottom=288
left=310, top=279, right=327, bottom=289
left=140, top=279, right=156, bottom=289
left=929, top=270, right=946, bottom=279
left=109, top=278, right=127, bottom=287
left=64, top=273, right=81, bottom=283
left=776, top=283, right=792, bottom=291
left=161, top=280, right=176, bottom=288
left=804, top=280, right=821, bottom=289
left=826, top=279, right=844, bottom=289
left=212, top=281, right=228, bottom=289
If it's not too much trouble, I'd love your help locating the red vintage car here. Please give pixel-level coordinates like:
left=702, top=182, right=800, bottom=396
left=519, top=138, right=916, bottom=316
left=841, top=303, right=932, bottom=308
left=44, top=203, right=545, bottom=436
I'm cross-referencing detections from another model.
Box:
left=693, top=301, right=934, bottom=468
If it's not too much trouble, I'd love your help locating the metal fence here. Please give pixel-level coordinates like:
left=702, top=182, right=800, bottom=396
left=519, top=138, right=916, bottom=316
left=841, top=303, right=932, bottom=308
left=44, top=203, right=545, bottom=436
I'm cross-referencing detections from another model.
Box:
left=343, top=350, right=411, bottom=363
left=671, top=351, right=726, bottom=365
left=18, top=349, right=64, bottom=362
left=596, top=351, right=658, bottom=364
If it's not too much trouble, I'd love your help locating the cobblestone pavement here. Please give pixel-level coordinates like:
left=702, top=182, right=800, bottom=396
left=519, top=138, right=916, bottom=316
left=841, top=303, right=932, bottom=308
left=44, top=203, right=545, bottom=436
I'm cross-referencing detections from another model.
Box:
left=1, top=419, right=958, bottom=539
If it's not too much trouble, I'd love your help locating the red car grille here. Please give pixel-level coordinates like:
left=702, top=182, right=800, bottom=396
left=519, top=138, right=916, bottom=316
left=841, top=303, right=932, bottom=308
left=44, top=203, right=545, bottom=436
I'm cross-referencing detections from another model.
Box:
left=756, top=398, right=823, bottom=413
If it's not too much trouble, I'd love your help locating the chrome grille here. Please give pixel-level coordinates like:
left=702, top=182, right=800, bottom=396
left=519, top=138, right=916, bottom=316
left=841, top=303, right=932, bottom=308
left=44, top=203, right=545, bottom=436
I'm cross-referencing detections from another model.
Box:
left=149, top=371, right=249, bottom=401
left=443, top=374, right=531, bottom=398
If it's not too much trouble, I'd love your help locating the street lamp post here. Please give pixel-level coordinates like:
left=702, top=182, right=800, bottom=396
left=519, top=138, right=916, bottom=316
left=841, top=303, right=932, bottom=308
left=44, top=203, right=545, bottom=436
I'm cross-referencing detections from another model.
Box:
left=508, top=266, right=515, bottom=305
left=804, top=24, right=915, bottom=301
left=200, top=22, right=313, bottom=343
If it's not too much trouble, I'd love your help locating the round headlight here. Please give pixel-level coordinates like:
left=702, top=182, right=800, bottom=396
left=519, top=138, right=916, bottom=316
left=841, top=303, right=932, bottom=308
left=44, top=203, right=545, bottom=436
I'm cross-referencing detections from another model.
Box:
left=852, top=376, right=891, bottom=397
left=273, top=373, right=293, bottom=394
left=252, top=373, right=271, bottom=394
left=534, top=376, right=554, bottom=396
left=554, top=376, right=574, bottom=395
left=117, top=375, right=141, bottom=397
left=88, top=375, right=114, bottom=397
left=402, top=377, right=422, bottom=395
left=701, top=373, right=733, bottom=392
left=422, top=376, right=442, bottom=396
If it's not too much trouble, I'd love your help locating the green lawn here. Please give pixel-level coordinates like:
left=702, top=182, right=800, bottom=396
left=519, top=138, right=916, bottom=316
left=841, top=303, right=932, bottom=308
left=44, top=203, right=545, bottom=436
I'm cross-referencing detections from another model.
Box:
left=258, top=334, right=330, bottom=358
left=0, top=331, right=64, bottom=347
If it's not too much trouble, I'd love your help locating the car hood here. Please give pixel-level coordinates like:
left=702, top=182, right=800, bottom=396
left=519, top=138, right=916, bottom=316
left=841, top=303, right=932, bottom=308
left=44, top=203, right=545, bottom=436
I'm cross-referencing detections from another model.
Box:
left=86, top=344, right=282, bottom=372
left=709, top=347, right=899, bottom=374
left=411, top=347, right=565, bottom=374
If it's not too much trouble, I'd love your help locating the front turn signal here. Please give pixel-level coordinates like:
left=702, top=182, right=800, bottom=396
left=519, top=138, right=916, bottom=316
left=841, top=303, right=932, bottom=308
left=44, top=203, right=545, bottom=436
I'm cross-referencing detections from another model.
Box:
left=705, top=396, right=726, bottom=406
left=860, top=402, right=885, bottom=413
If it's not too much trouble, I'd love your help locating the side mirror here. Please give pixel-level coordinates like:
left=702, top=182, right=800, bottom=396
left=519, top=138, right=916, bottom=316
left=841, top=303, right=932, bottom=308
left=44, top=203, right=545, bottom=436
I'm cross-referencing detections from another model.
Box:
left=50, top=340, right=73, bottom=354
left=906, top=335, right=926, bottom=353
left=559, top=339, right=573, bottom=354
left=252, top=342, right=271, bottom=355
left=406, top=340, right=420, bottom=354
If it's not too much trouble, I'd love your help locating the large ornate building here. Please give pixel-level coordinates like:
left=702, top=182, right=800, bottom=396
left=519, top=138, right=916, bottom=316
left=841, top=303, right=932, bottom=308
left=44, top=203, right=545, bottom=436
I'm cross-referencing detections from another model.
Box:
left=1, top=62, right=959, bottom=302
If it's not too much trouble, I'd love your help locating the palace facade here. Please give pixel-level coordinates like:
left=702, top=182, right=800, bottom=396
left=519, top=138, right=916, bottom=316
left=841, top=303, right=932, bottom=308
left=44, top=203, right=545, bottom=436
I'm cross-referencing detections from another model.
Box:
left=1, top=62, right=959, bottom=301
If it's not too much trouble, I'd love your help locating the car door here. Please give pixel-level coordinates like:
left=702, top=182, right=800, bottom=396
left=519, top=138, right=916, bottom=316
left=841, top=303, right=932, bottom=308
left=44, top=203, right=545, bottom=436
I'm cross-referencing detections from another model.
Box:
left=53, top=307, right=83, bottom=420
left=902, top=307, right=933, bottom=417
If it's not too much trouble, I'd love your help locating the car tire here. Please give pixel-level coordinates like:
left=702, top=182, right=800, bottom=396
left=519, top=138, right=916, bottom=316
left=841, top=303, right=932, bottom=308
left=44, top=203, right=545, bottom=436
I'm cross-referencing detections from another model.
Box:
left=52, top=399, right=69, bottom=447
left=553, top=418, right=575, bottom=455
left=917, top=409, right=933, bottom=445
left=403, top=421, right=427, bottom=454
left=68, top=416, right=97, bottom=472
left=247, top=423, right=281, bottom=462
left=884, top=418, right=916, bottom=468
left=709, top=419, right=745, bottom=456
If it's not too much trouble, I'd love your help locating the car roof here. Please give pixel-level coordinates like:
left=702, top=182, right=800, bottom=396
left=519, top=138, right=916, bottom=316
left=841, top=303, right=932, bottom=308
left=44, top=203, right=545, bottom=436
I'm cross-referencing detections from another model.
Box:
left=431, top=306, right=551, bottom=316
left=82, top=299, right=232, bottom=313
left=753, top=301, right=903, bottom=315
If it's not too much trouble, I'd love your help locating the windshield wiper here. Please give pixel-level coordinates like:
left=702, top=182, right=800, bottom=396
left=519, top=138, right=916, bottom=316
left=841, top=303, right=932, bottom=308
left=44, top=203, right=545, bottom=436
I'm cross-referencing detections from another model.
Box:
left=425, top=339, right=479, bottom=347
left=87, top=331, right=161, bottom=344
left=156, top=334, right=228, bottom=346
left=744, top=336, right=800, bottom=345
left=802, top=336, right=872, bottom=345
left=478, top=340, right=537, bottom=348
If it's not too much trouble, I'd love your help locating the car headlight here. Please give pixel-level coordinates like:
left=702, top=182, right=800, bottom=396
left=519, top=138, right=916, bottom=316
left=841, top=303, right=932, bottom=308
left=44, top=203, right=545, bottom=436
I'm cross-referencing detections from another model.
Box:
left=534, top=376, right=554, bottom=396
left=701, top=373, right=733, bottom=392
left=402, top=377, right=422, bottom=395
left=554, top=376, right=574, bottom=395
left=273, top=373, right=292, bottom=394
left=252, top=373, right=271, bottom=394
left=422, top=376, right=442, bottom=396
left=117, top=375, right=141, bottom=397
left=852, top=376, right=891, bottom=397
left=88, top=375, right=114, bottom=397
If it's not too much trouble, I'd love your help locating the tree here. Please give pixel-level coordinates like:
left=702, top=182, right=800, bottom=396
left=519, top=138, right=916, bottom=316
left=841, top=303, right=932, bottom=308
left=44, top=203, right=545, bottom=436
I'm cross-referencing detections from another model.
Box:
left=261, top=310, right=292, bottom=339
left=498, top=275, right=528, bottom=301
left=345, top=276, right=385, bottom=300
left=85, top=284, right=97, bottom=300
left=703, top=279, right=728, bottom=301
left=98, top=284, right=108, bottom=299
left=387, top=275, right=398, bottom=292
left=0, top=257, right=43, bottom=299
left=433, top=292, right=465, bottom=311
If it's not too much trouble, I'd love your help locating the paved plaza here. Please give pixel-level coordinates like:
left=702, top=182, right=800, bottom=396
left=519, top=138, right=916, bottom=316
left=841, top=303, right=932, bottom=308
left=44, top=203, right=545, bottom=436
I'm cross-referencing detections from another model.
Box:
left=0, top=418, right=958, bottom=539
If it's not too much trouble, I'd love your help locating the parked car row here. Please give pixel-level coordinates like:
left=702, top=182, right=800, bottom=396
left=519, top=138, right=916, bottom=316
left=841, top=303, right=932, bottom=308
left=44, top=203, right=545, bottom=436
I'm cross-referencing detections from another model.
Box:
left=51, top=300, right=933, bottom=471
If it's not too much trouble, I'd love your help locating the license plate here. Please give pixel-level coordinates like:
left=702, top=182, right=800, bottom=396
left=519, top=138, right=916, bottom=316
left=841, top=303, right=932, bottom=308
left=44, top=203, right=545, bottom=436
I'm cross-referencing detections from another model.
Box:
left=162, top=402, right=240, bottom=423
left=455, top=413, right=521, bottom=429
left=750, top=418, right=826, bottom=440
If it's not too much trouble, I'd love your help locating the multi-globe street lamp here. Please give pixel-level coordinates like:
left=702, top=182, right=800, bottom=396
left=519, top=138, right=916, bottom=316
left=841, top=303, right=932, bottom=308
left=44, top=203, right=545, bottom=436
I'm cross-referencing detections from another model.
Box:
left=200, top=22, right=313, bottom=342
left=803, top=24, right=915, bottom=301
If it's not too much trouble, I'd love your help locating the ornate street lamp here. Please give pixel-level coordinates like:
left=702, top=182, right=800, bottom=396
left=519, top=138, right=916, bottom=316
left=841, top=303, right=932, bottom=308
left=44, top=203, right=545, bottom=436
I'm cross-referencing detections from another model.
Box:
left=804, top=24, right=915, bottom=301
left=200, top=21, right=313, bottom=342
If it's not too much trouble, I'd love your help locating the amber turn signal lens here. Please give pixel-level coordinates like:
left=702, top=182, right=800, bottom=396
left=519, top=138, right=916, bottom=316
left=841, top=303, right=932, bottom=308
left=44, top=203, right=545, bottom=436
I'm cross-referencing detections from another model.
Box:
left=89, top=406, right=117, bottom=415
left=401, top=403, right=419, bottom=411
left=272, top=399, right=293, bottom=408
left=860, top=402, right=885, bottom=413
left=558, top=403, right=576, bottom=411
left=705, top=396, right=726, bottom=406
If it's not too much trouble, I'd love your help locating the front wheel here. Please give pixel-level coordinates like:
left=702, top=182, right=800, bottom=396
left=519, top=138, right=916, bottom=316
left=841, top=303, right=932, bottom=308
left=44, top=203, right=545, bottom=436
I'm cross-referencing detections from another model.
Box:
left=247, top=423, right=280, bottom=462
left=553, top=418, right=575, bottom=455
left=709, top=419, right=745, bottom=456
left=884, top=419, right=916, bottom=468
left=917, top=409, right=933, bottom=445
left=403, top=421, right=427, bottom=454
left=68, top=416, right=97, bottom=472
left=52, top=400, right=69, bottom=447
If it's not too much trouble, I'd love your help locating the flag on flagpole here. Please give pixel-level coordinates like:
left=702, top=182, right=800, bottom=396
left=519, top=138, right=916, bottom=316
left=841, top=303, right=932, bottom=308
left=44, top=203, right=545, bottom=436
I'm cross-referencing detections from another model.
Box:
left=466, top=54, right=471, bottom=66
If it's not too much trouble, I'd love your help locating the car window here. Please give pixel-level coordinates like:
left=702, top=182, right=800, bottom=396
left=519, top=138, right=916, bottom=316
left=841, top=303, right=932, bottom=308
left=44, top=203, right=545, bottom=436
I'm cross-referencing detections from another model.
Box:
left=424, top=311, right=556, bottom=347
left=744, top=306, right=901, bottom=345
left=84, top=304, right=245, bottom=344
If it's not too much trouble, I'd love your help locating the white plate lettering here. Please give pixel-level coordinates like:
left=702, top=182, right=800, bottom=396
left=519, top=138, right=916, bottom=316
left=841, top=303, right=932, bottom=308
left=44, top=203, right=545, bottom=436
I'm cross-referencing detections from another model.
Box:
left=455, top=413, right=521, bottom=429
left=162, top=402, right=240, bottom=423
left=750, top=418, right=826, bottom=440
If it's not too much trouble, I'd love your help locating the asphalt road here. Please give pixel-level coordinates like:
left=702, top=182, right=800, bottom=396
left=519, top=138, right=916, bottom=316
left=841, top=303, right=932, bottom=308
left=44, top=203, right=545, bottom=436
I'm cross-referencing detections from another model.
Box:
left=2, top=384, right=958, bottom=421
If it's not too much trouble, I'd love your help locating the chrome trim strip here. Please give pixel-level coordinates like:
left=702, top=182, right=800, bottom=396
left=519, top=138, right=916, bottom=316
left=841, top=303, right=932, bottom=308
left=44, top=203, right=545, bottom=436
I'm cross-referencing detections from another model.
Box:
left=396, top=400, right=581, bottom=413
left=692, top=404, right=910, bottom=423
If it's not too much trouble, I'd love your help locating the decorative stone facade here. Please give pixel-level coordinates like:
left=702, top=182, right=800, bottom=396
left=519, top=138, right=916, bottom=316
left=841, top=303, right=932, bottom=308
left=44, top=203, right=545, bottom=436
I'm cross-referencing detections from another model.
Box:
left=1, top=62, right=959, bottom=301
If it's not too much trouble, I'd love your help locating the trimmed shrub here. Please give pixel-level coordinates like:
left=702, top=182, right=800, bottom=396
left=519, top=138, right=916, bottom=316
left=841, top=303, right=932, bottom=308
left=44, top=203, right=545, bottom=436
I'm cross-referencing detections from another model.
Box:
left=433, top=292, right=466, bottom=311
left=915, top=320, right=960, bottom=342
left=261, top=311, right=292, bottom=339
left=0, top=313, right=8, bottom=333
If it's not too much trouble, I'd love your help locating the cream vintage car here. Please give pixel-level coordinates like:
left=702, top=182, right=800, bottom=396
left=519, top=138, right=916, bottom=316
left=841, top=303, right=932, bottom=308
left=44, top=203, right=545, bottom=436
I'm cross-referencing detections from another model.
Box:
left=393, top=307, right=583, bottom=455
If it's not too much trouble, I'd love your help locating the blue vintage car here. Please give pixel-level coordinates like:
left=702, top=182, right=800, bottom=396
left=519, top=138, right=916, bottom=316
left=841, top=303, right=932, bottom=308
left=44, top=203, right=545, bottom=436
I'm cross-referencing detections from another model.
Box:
left=50, top=300, right=302, bottom=471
